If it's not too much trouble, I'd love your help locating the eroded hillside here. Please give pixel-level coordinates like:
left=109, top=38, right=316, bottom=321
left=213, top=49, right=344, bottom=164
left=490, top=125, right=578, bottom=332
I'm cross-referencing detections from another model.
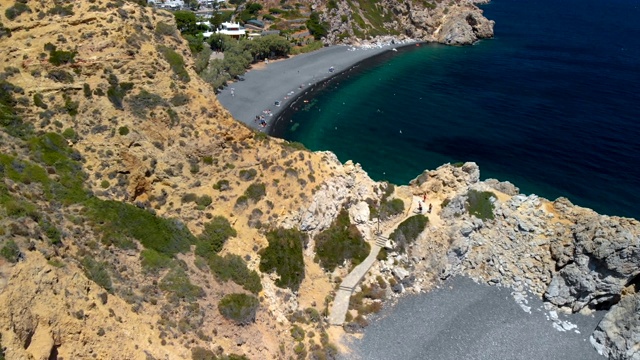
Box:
left=0, top=1, right=393, bottom=359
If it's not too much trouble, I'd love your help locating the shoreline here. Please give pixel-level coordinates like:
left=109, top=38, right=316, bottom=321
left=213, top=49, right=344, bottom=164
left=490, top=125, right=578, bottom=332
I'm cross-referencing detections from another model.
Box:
left=216, top=41, right=419, bottom=134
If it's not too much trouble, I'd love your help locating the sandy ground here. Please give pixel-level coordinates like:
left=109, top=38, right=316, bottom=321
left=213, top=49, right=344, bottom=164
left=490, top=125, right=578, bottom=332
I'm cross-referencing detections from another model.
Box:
left=217, top=44, right=414, bottom=133
left=342, top=276, right=605, bottom=360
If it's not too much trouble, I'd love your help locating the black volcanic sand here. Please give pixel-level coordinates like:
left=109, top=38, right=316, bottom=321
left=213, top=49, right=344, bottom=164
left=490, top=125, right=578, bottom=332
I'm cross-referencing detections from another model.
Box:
left=342, top=277, right=604, bottom=360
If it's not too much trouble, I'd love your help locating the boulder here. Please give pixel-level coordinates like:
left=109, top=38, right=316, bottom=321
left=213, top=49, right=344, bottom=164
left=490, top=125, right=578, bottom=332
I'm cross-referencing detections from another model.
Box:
left=349, top=201, right=370, bottom=225
left=544, top=215, right=640, bottom=311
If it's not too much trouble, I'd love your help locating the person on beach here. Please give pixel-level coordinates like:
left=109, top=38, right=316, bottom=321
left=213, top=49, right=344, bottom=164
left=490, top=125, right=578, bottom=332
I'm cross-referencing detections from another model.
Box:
left=231, top=88, right=235, bottom=97
left=418, top=202, right=423, bottom=214
left=423, top=194, right=427, bottom=202
left=428, top=203, right=432, bottom=214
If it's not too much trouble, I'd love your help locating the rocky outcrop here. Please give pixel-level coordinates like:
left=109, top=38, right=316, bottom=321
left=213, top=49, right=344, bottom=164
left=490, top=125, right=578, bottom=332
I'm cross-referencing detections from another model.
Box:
left=545, top=215, right=640, bottom=312
left=318, top=0, right=494, bottom=46
left=590, top=292, right=640, bottom=360
left=436, top=10, right=495, bottom=45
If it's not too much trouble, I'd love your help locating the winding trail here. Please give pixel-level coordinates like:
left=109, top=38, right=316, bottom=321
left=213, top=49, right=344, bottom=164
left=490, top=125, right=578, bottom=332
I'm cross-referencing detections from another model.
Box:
left=328, top=195, right=427, bottom=325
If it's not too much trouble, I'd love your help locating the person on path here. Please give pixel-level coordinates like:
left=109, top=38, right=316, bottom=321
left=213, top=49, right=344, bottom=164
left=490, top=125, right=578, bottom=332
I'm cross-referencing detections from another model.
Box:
left=418, top=202, right=423, bottom=214
left=428, top=203, right=432, bottom=214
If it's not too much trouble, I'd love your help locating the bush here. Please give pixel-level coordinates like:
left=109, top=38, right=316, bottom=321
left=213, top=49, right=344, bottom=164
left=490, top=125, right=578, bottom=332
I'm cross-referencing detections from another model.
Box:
left=47, top=5, right=74, bottom=16
left=0, top=239, right=20, bottom=263
left=100, top=180, right=110, bottom=189
left=127, top=89, right=166, bottom=118
left=244, top=182, right=265, bottom=202
left=159, top=266, right=204, bottom=302
left=157, top=45, right=190, bottom=82
left=106, top=74, right=133, bottom=110
left=195, top=216, right=236, bottom=258
left=315, top=209, right=370, bottom=271
left=140, top=248, right=173, bottom=273
left=218, top=293, right=259, bottom=325
left=208, top=253, right=262, bottom=294
left=259, top=228, right=307, bottom=291
left=5, top=3, right=31, bottom=20
left=33, top=93, right=47, bottom=109
left=47, top=69, right=74, bottom=83
left=81, top=256, right=113, bottom=292
left=238, top=168, right=257, bottom=181
left=466, top=189, right=496, bottom=220
left=0, top=80, right=33, bottom=139
left=155, top=21, right=176, bottom=37
left=118, top=126, right=129, bottom=135
left=389, top=215, right=428, bottom=252
left=213, top=179, right=230, bottom=191
left=48, top=49, right=77, bottom=66
left=85, top=198, right=196, bottom=256
left=196, top=195, right=212, bottom=209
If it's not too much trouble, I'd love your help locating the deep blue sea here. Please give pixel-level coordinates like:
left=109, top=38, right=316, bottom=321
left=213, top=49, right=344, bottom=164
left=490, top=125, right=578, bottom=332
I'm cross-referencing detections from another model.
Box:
left=273, top=0, right=640, bottom=219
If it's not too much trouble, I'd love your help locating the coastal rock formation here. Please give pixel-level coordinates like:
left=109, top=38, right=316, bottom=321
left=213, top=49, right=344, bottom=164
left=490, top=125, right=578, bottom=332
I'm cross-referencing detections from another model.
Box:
left=436, top=10, right=496, bottom=45
left=591, top=292, right=640, bottom=360
left=545, top=215, right=640, bottom=312
left=317, top=0, right=494, bottom=46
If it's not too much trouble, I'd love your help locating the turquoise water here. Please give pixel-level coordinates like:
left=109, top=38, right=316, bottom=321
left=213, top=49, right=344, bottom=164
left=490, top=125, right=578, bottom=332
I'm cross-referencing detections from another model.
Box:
left=273, top=0, right=640, bottom=219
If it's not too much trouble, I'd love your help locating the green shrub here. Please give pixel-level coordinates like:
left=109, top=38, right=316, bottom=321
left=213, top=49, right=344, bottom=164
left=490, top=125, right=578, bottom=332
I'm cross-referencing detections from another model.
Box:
left=0, top=80, right=33, bottom=139
left=47, top=4, right=74, bottom=16
left=155, top=21, right=176, bottom=37
left=127, top=89, right=166, bottom=118
left=39, top=218, right=61, bottom=245
left=0, top=239, right=20, bottom=263
left=48, top=48, right=77, bottom=66
left=244, top=182, right=265, bottom=202
left=202, top=156, right=214, bottom=165
left=33, top=93, right=47, bottom=109
left=389, top=214, right=428, bottom=252
left=159, top=266, right=204, bottom=302
left=218, top=293, right=259, bottom=325
left=315, top=209, right=370, bottom=271
left=63, top=93, right=79, bottom=116
left=47, top=69, right=74, bottom=83
left=83, top=83, right=92, bottom=98
left=208, top=253, right=262, bottom=294
left=118, top=126, right=129, bottom=135
left=290, top=324, right=305, bottom=341
left=62, top=128, right=77, bottom=141
left=140, top=248, right=173, bottom=273
left=238, top=168, right=257, bottom=181
left=170, top=93, right=189, bottom=106
left=157, top=45, right=190, bottom=83
left=5, top=2, right=31, bottom=20
left=196, top=195, right=212, bottom=209
left=234, top=195, right=248, bottom=208
left=213, top=179, right=230, bottom=191
left=85, top=198, right=195, bottom=256
left=100, top=180, right=110, bottom=189
left=81, top=256, right=113, bottom=292
left=195, top=216, right=236, bottom=258
left=106, top=73, right=133, bottom=110
left=466, top=189, right=496, bottom=220
left=259, top=228, right=307, bottom=291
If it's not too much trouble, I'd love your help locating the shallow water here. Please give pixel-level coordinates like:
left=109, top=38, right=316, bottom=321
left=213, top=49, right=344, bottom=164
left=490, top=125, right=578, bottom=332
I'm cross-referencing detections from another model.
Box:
left=273, top=0, right=640, bottom=219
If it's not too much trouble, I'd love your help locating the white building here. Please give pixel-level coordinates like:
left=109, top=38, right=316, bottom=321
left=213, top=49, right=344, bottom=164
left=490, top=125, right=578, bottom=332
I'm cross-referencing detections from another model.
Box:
left=215, top=22, right=246, bottom=38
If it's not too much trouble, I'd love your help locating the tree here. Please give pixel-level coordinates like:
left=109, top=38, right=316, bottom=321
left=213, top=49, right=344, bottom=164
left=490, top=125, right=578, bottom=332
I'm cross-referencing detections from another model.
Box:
left=173, top=10, right=197, bottom=36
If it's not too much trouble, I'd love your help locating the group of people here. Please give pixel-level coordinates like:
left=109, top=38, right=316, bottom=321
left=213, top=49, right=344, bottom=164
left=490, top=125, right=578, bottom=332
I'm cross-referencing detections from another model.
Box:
left=254, top=109, right=273, bottom=128
left=417, top=193, right=432, bottom=214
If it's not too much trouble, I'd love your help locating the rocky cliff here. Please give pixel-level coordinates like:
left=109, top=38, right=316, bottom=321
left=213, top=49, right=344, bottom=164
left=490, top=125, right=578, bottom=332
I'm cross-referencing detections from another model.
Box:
left=313, top=0, right=494, bottom=45
left=357, top=162, right=640, bottom=359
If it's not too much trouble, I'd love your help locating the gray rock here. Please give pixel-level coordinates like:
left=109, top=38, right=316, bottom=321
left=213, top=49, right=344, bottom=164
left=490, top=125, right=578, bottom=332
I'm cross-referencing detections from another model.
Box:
left=392, top=267, right=410, bottom=280
left=590, top=292, right=640, bottom=360
left=437, top=11, right=495, bottom=45
left=544, top=215, right=640, bottom=312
